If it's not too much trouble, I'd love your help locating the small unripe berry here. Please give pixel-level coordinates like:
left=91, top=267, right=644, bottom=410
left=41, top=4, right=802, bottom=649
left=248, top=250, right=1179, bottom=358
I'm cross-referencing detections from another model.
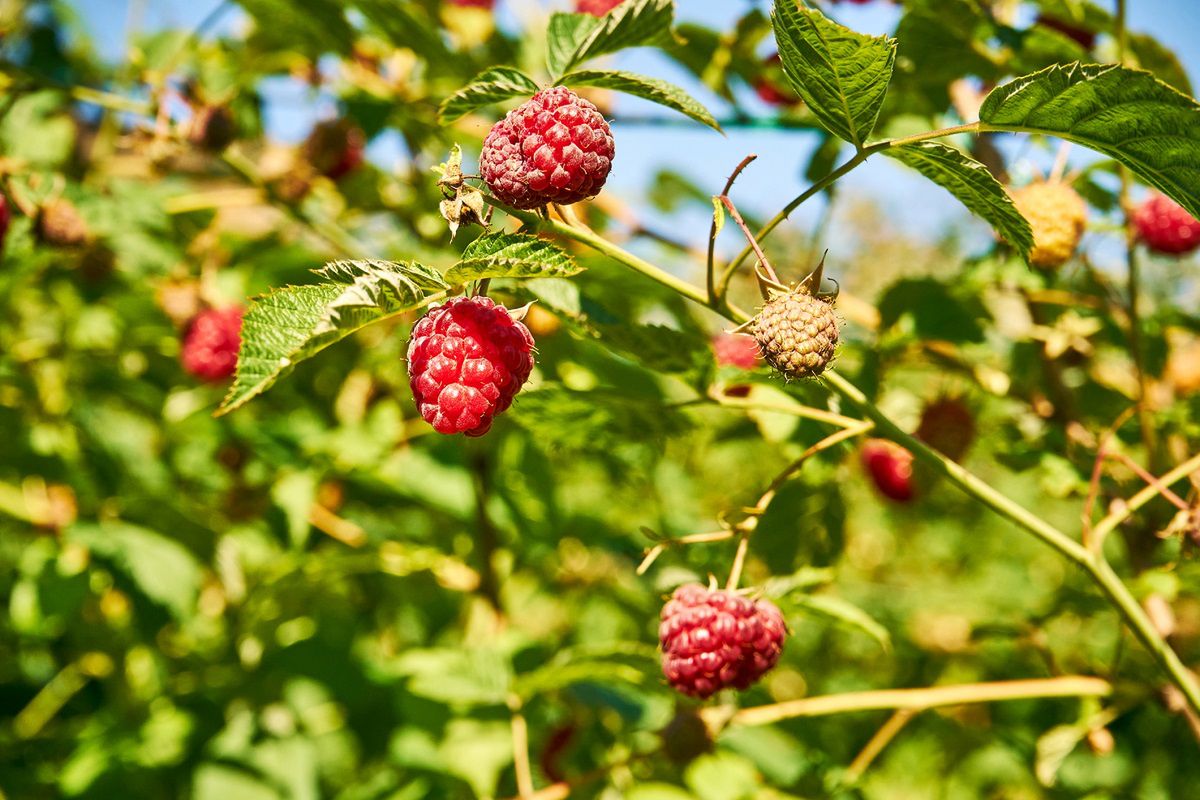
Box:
left=182, top=307, right=243, bottom=382
left=36, top=198, right=89, bottom=248
left=1008, top=181, right=1087, bottom=269
left=189, top=105, right=238, bottom=152
left=304, top=119, right=366, bottom=181
left=1133, top=193, right=1200, bottom=255
left=659, top=584, right=787, bottom=699
left=750, top=291, right=839, bottom=379
left=480, top=86, right=614, bottom=209
left=660, top=708, right=713, bottom=764
left=915, top=397, right=974, bottom=463
left=861, top=439, right=915, bottom=502
left=406, top=296, right=535, bottom=436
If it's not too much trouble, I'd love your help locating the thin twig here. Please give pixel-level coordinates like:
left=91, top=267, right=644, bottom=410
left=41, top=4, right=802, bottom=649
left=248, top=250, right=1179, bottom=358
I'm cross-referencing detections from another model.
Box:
left=719, top=194, right=781, bottom=296
left=715, top=676, right=1112, bottom=729
left=1092, top=452, right=1200, bottom=550
left=510, top=702, right=535, bottom=799
left=471, top=448, right=503, bottom=614
left=1083, top=408, right=1137, bottom=548
left=842, top=709, right=915, bottom=785
left=709, top=155, right=758, bottom=305
left=709, top=391, right=863, bottom=430
left=726, top=422, right=872, bottom=590
left=1107, top=452, right=1191, bottom=513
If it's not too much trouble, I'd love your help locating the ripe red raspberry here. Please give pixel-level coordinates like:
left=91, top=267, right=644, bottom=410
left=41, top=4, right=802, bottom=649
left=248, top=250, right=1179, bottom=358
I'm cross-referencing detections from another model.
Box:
left=713, top=332, right=761, bottom=370
left=1134, top=193, right=1200, bottom=255
left=861, top=439, right=915, bottom=502
left=659, top=584, right=787, bottom=699
left=754, top=53, right=799, bottom=107
left=406, top=296, right=535, bottom=437
left=575, top=0, right=624, bottom=15
left=182, top=307, right=243, bottom=382
left=480, top=87, right=614, bottom=210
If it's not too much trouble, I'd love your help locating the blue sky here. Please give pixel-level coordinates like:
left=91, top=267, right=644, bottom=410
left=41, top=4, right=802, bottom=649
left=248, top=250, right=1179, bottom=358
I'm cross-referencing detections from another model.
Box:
left=68, top=1, right=1200, bottom=269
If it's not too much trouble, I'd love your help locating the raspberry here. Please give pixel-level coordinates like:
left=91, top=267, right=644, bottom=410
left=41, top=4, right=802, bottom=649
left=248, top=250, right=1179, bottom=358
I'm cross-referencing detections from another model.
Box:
left=304, top=119, right=366, bottom=181
left=861, top=439, right=915, bottom=502
left=575, top=0, right=625, bottom=15
left=0, top=195, right=9, bottom=252
left=660, top=708, right=713, bottom=764
left=182, top=307, right=243, bottom=382
left=1133, top=193, right=1200, bottom=255
left=713, top=332, right=761, bottom=369
left=406, top=296, right=535, bottom=436
left=659, top=584, right=787, bottom=699
left=480, top=87, right=614, bottom=210
left=1008, top=181, right=1087, bottom=269
left=750, top=290, right=839, bottom=379
left=1036, top=14, right=1096, bottom=49
left=36, top=199, right=89, bottom=248
left=915, top=397, right=975, bottom=463
left=754, top=53, right=799, bottom=107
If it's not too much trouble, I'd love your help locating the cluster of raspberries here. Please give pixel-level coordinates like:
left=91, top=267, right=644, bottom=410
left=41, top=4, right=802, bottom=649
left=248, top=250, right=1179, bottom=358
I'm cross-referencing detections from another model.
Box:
left=659, top=584, right=787, bottom=698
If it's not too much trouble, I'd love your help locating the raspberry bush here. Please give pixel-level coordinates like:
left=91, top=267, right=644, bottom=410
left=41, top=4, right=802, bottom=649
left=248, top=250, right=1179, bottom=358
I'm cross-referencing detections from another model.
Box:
left=5, top=1, right=1200, bottom=799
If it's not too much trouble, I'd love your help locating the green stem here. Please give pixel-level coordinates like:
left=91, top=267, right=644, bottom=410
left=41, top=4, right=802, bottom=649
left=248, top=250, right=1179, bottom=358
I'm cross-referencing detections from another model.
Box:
left=496, top=193, right=1200, bottom=719
left=820, top=370, right=1091, bottom=563
left=719, top=123, right=981, bottom=290
left=1112, top=0, right=1158, bottom=471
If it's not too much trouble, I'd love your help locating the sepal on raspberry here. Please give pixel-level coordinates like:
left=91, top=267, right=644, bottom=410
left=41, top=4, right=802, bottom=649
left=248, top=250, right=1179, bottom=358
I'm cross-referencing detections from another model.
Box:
left=406, top=295, right=535, bottom=436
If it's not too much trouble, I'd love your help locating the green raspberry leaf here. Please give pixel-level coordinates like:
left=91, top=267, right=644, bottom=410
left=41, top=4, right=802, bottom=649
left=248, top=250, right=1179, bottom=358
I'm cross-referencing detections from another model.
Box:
left=438, top=67, right=541, bottom=124
left=556, top=69, right=721, bottom=130
left=772, top=0, right=896, bottom=149
left=980, top=63, right=1200, bottom=218
left=218, top=261, right=448, bottom=415
left=885, top=142, right=1033, bottom=259
left=445, top=232, right=582, bottom=282
left=547, top=0, right=675, bottom=78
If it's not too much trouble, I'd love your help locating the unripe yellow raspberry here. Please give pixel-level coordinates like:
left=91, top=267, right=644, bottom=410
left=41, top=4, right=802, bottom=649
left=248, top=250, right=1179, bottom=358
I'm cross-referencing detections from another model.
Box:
left=1008, top=181, right=1088, bottom=269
